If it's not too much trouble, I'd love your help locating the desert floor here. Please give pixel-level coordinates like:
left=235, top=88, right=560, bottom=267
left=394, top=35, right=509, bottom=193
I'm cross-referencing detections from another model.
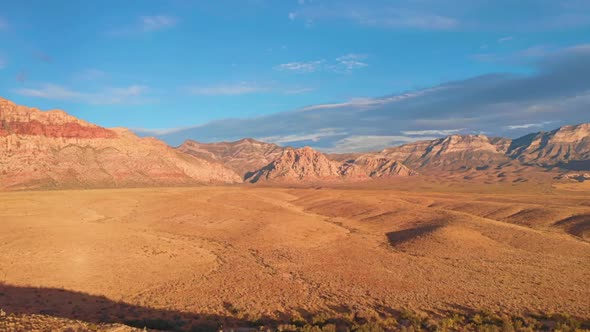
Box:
left=0, top=181, right=589, bottom=329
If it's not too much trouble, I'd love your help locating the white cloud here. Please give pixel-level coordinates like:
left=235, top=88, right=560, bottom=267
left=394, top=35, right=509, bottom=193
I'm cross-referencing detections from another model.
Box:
left=328, top=135, right=437, bottom=152
left=140, top=15, right=178, bottom=31
left=504, top=121, right=554, bottom=130
left=12, top=84, right=149, bottom=105
left=154, top=42, right=590, bottom=151
left=283, top=87, right=315, bottom=94
left=133, top=126, right=191, bottom=136
left=402, top=128, right=464, bottom=136
left=276, top=60, right=324, bottom=73
left=299, top=87, right=446, bottom=112
left=277, top=54, right=369, bottom=74
left=336, top=54, right=369, bottom=71
left=498, top=36, right=514, bottom=43
left=288, top=12, right=298, bottom=21
left=258, top=128, right=346, bottom=144
left=188, top=82, right=269, bottom=96
left=290, top=5, right=458, bottom=30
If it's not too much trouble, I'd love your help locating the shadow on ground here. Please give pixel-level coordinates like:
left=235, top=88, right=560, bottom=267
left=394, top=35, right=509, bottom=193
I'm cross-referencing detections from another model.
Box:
left=2, top=283, right=590, bottom=331
left=0, top=283, right=278, bottom=331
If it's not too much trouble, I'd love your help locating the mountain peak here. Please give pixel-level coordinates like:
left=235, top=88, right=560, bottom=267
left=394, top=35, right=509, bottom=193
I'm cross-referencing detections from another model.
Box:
left=0, top=97, right=241, bottom=189
left=0, top=97, right=118, bottom=139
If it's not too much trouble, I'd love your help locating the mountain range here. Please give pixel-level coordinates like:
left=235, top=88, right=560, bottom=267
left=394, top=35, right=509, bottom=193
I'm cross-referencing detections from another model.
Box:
left=1, top=97, right=588, bottom=189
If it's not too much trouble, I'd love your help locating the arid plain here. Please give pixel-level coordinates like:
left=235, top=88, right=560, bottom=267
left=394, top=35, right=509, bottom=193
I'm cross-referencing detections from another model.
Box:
left=1, top=180, right=589, bottom=330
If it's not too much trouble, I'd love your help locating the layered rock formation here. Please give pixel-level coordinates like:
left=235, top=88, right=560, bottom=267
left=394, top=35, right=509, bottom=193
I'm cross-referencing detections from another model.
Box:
left=377, top=134, right=512, bottom=171
left=0, top=97, right=117, bottom=139
left=0, top=98, right=241, bottom=189
left=246, top=147, right=417, bottom=183
left=178, top=138, right=284, bottom=178
left=507, top=123, right=590, bottom=169
left=246, top=147, right=343, bottom=183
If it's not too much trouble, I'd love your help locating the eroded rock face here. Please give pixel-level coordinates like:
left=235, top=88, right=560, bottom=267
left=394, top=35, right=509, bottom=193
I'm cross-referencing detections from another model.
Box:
left=246, top=147, right=417, bottom=183
left=246, top=147, right=343, bottom=183
left=0, top=98, right=241, bottom=189
left=351, top=156, right=418, bottom=177
left=0, top=98, right=117, bottom=139
left=378, top=134, right=511, bottom=170
left=178, top=138, right=285, bottom=178
left=507, top=123, right=590, bottom=168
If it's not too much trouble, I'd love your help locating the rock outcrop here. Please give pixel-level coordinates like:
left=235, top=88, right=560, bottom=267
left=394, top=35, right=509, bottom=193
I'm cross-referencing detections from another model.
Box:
left=0, top=98, right=241, bottom=190
left=507, top=123, right=590, bottom=169
left=178, top=138, right=285, bottom=178
left=377, top=134, right=512, bottom=171
left=246, top=147, right=417, bottom=183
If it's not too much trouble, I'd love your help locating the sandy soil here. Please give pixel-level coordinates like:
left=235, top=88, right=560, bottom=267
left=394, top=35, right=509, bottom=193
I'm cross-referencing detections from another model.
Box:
left=0, top=182, right=589, bottom=328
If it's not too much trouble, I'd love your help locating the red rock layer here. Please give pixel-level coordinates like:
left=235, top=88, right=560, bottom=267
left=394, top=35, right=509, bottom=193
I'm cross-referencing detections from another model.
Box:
left=0, top=120, right=117, bottom=138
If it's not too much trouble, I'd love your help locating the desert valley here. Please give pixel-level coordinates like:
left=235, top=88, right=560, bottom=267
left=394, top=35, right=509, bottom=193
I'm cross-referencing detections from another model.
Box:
left=0, top=97, right=589, bottom=332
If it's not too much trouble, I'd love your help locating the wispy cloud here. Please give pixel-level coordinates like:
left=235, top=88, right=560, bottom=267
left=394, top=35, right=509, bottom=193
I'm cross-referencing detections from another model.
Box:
left=0, top=55, right=6, bottom=69
left=299, top=87, right=445, bottom=112
left=13, top=84, right=149, bottom=105
left=336, top=54, right=369, bottom=71
left=327, top=135, right=438, bottom=152
left=0, top=18, right=7, bottom=30
left=276, top=60, right=324, bottom=73
left=402, top=129, right=464, bottom=136
left=188, top=82, right=269, bottom=96
left=498, top=36, right=514, bottom=43
left=504, top=121, right=554, bottom=130
left=289, top=4, right=459, bottom=30
left=472, top=45, right=554, bottom=64
left=283, top=87, right=315, bottom=95
left=140, top=15, right=178, bottom=31
left=110, top=15, right=178, bottom=35
left=258, top=128, right=347, bottom=144
left=152, top=43, right=590, bottom=151
left=277, top=54, right=369, bottom=74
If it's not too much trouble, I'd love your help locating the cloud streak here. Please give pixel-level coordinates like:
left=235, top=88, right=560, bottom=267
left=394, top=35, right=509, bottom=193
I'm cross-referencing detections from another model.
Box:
left=13, top=84, right=149, bottom=105
left=110, top=15, right=178, bottom=36
left=187, top=82, right=269, bottom=96
left=277, top=54, right=369, bottom=74
left=140, top=15, right=178, bottom=31
left=143, top=43, right=590, bottom=152
left=276, top=60, right=324, bottom=73
left=288, top=2, right=459, bottom=30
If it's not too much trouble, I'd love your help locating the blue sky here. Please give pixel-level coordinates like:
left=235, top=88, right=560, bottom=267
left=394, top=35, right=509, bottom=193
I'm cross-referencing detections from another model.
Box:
left=1, top=0, right=589, bottom=151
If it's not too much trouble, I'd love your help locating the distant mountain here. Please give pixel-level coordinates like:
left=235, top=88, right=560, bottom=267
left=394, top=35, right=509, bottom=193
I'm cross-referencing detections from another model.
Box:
left=507, top=123, right=590, bottom=169
left=178, top=123, right=590, bottom=184
left=177, top=138, right=284, bottom=179
left=377, top=134, right=512, bottom=171
left=246, top=147, right=417, bottom=183
left=2, top=96, right=587, bottom=189
left=368, top=124, right=590, bottom=174
left=245, top=147, right=344, bottom=183
left=0, top=97, right=241, bottom=190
